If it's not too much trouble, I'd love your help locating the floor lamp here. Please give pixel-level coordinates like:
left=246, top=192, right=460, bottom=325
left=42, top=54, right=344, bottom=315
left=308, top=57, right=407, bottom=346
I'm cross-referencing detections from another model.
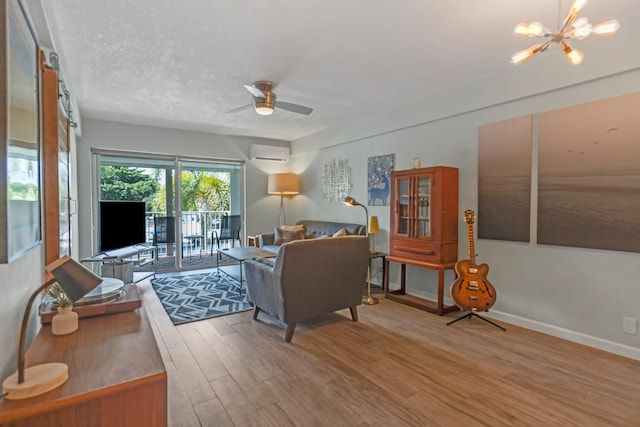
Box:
left=343, top=196, right=378, bottom=305
left=369, top=215, right=379, bottom=252
left=2, top=256, right=103, bottom=400
left=268, top=173, right=300, bottom=228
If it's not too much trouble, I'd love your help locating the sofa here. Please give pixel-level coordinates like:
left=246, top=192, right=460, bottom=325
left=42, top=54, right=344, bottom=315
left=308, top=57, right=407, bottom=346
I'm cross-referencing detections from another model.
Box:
left=244, top=235, right=369, bottom=342
left=257, top=219, right=367, bottom=253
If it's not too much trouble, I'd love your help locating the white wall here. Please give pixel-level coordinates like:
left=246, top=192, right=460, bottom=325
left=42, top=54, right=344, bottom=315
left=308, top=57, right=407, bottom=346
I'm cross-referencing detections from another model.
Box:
left=75, top=119, right=292, bottom=258
left=290, top=69, right=640, bottom=360
left=0, top=248, right=43, bottom=380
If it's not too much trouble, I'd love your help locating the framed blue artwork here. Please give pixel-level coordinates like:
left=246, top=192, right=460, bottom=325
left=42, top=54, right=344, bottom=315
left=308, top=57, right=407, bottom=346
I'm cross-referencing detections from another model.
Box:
left=367, top=154, right=394, bottom=206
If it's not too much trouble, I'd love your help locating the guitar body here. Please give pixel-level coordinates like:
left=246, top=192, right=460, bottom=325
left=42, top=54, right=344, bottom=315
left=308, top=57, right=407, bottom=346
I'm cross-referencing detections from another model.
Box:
left=450, top=209, right=497, bottom=312
left=451, top=260, right=496, bottom=312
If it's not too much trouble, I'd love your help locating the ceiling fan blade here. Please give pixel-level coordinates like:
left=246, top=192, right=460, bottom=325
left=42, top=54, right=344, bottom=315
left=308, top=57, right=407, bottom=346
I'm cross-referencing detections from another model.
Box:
left=226, top=104, right=253, bottom=114
left=244, top=84, right=266, bottom=99
left=275, top=101, right=313, bottom=115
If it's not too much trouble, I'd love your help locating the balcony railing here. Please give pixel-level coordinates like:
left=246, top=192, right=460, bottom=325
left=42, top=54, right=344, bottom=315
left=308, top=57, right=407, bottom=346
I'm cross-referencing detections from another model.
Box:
left=146, top=210, right=230, bottom=256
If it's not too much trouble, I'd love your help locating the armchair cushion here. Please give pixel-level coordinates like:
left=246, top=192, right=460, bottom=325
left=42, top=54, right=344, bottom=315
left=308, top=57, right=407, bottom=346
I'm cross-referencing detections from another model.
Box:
left=250, top=256, right=276, bottom=268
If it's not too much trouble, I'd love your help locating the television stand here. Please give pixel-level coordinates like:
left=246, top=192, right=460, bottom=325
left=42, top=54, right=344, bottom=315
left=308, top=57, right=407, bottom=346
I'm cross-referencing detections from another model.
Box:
left=81, top=244, right=157, bottom=283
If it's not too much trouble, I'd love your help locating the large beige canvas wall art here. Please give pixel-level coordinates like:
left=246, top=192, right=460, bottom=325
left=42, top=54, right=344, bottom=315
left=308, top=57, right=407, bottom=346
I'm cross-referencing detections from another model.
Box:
left=478, top=115, right=532, bottom=242
left=538, top=92, right=640, bottom=253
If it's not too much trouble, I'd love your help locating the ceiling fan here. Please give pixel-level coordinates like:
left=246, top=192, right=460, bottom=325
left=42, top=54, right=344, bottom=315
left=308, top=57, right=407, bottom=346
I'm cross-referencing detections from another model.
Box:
left=511, top=0, right=620, bottom=65
left=227, top=81, right=313, bottom=116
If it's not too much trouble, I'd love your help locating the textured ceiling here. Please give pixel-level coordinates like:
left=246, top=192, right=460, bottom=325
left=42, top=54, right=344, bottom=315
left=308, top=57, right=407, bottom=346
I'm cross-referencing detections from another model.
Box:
left=42, top=0, right=639, bottom=141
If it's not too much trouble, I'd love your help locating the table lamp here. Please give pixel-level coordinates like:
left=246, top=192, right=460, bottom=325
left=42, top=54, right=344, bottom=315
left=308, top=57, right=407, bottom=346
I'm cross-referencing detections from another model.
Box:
left=343, top=196, right=378, bottom=305
left=2, top=255, right=103, bottom=400
left=268, top=173, right=300, bottom=227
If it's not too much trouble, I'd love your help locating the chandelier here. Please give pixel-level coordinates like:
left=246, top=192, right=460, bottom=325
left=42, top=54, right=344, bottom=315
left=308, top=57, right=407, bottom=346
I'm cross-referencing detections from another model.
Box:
left=511, top=0, right=620, bottom=65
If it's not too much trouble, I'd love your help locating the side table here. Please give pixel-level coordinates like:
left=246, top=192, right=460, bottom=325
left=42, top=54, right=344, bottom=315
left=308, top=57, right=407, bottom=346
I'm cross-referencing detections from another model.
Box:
left=384, top=255, right=459, bottom=316
left=369, top=251, right=387, bottom=290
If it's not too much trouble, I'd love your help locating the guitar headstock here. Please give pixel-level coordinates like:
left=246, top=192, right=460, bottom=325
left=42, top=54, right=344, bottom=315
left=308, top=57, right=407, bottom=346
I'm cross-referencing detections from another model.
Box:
left=464, top=209, right=475, bottom=225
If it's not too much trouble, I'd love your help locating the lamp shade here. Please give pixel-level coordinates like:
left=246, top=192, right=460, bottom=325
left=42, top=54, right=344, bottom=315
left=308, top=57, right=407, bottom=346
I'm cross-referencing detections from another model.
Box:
left=369, top=216, right=379, bottom=234
left=46, top=255, right=104, bottom=302
left=268, top=173, right=300, bottom=195
left=342, top=195, right=369, bottom=236
left=343, top=196, right=357, bottom=207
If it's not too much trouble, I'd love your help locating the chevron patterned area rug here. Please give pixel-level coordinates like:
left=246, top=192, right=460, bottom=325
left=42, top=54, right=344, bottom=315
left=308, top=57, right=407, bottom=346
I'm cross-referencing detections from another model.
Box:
left=150, top=271, right=252, bottom=325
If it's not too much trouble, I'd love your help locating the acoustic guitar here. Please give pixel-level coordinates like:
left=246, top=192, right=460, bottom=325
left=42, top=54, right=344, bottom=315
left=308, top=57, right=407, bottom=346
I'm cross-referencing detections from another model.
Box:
left=450, top=210, right=497, bottom=312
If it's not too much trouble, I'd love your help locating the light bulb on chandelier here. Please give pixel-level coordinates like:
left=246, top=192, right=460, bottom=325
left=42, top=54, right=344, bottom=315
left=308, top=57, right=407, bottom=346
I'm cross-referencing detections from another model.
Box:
left=561, top=42, right=584, bottom=65
left=511, top=0, right=619, bottom=66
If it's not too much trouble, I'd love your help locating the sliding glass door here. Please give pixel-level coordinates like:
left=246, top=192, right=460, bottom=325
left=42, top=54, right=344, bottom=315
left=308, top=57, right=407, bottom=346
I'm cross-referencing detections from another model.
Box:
left=94, top=151, right=244, bottom=272
left=178, top=160, right=243, bottom=265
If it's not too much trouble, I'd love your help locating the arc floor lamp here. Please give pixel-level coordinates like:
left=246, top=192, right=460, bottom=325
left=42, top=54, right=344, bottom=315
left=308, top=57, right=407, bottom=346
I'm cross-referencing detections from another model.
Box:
left=343, top=196, right=378, bottom=305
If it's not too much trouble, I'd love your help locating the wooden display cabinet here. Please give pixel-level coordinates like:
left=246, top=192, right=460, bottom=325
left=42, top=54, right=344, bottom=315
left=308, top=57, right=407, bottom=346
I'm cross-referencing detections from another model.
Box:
left=385, top=166, right=459, bottom=315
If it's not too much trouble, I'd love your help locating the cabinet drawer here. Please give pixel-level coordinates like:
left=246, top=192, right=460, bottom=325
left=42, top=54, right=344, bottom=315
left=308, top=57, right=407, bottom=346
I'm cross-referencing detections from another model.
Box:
left=390, top=239, right=457, bottom=264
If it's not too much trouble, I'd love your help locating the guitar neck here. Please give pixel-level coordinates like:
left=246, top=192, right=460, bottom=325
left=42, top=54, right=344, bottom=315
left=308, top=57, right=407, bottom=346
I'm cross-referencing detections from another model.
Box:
left=467, top=223, right=477, bottom=268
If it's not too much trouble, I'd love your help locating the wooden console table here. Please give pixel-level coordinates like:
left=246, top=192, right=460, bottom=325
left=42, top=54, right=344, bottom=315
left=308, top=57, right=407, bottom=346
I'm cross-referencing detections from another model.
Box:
left=0, top=303, right=167, bottom=426
left=384, top=255, right=459, bottom=316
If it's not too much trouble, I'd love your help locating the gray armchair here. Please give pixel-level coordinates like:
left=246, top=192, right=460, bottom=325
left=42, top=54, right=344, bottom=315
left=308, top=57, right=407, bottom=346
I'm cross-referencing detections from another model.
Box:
left=244, top=236, right=369, bottom=342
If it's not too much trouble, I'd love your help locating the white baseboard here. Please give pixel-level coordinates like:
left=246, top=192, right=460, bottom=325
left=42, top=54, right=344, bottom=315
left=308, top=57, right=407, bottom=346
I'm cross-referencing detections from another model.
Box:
left=486, top=310, right=640, bottom=361
left=383, top=283, right=640, bottom=361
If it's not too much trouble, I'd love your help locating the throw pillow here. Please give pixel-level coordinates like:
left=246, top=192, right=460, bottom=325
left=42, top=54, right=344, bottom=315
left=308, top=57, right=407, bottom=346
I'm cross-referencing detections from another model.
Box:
left=280, top=224, right=306, bottom=232
left=332, top=228, right=348, bottom=238
left=274, top=227, right=306, bottom=245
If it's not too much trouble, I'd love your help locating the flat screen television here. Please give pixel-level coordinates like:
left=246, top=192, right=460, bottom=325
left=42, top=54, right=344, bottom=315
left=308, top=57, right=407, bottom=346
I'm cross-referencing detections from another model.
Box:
left=99, top=201, right=147, bottom=252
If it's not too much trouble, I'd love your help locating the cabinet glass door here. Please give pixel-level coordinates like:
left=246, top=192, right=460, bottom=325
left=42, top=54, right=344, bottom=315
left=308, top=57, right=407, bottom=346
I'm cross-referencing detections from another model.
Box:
left=416, top=176, right=431, bottom=237
left=396, top=177, right=410, bottom=236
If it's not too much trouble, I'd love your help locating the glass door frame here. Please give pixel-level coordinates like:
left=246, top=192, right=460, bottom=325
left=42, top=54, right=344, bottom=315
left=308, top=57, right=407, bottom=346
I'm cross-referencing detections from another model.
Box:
left=91, top=149, right=245, bottom=272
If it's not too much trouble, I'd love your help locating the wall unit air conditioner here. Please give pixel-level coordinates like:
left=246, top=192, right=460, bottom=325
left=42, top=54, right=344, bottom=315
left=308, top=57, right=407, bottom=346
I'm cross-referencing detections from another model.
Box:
left=250, top=144, right=290, bottom=162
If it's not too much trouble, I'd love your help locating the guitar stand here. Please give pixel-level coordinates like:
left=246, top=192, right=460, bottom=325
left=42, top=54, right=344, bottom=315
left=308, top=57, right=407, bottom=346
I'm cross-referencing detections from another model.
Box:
left=446, top=311, right=506, bottom=331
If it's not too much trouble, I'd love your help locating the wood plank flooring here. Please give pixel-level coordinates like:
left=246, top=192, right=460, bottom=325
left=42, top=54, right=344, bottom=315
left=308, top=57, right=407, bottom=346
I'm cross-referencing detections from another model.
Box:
left=138, top=276, right=640, bottom=426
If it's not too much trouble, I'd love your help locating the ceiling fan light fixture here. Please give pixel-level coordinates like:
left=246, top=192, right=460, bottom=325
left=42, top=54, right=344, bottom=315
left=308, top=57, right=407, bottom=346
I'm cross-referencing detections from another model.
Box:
left=229, top=80, right=314, bottom=117
left=255, top=105, right=274, bottom=116
left=254, top=92, right=276, bottom=116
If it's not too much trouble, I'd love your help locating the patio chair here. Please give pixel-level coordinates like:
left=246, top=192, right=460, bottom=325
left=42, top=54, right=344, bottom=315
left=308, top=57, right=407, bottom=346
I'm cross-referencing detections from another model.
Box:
left=211, top=214, right=241, bottom=256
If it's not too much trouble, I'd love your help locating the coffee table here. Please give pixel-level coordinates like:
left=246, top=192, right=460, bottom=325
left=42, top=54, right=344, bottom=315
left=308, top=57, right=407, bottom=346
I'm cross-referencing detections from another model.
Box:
left=216, top=247, right=277, bottom=291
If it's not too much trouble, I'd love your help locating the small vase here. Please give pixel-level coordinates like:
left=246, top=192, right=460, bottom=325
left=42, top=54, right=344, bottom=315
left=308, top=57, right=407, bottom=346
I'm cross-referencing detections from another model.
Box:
left=52, top=306, right=78, bottom=336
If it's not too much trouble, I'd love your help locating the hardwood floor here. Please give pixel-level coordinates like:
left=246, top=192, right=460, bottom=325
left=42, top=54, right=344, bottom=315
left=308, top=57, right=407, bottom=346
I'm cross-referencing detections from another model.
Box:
left=138, top=276, right=640, bottom=426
